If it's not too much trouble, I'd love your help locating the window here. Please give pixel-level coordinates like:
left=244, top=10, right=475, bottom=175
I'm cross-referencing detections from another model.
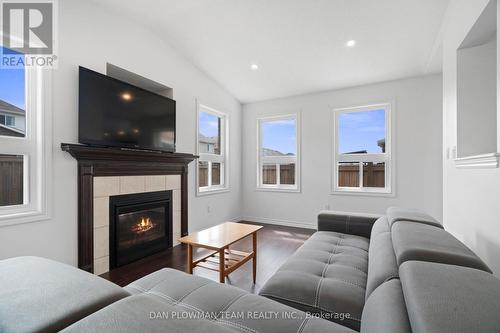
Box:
left=0, top=115, right=16, bottom=127
left=0, top=46, right=51, bottom=225
left=196, top=103, right=228, bottom=195
left=332, top=104, right=392, bottom=194
left=257, top=114, right=300, bottom=191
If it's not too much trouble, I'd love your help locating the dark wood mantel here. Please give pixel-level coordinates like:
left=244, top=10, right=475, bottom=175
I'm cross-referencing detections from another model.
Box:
left=61, top=143, right=197, bottom=273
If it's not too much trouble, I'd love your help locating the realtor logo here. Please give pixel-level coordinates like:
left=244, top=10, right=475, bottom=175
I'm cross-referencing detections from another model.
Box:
left=2, top=1, right=53, bottom=54
left=1, top=0, right=57, bottom=68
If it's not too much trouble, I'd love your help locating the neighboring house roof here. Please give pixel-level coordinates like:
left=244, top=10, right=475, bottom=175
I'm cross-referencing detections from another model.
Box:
left=344, top=150, right=368, bottom=154
left=199, top=134, right=218, bottom=145
left=0, top=99, right=25, bottom=116
left=262, top=148, right=295, bottom=157
left=0, top=123, right=24, bottom=137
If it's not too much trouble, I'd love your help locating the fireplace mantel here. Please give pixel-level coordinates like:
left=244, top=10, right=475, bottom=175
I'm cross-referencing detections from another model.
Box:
left=61, top=143, right=197, bottom=273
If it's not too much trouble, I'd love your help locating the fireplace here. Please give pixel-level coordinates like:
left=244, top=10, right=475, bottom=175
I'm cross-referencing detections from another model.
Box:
left=109, top=191, right=172, bottom=268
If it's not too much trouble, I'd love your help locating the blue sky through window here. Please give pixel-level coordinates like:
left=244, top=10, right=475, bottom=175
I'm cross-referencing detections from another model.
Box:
left=199, top=111, right=220, bottom=138
left=0, top=46, right=25, bottom=110
left=338, top=109, right=385, bottom=154
left=262, top=119, right=296, bottom=155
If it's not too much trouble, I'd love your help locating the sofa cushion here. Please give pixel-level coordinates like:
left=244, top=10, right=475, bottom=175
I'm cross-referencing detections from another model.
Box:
left=360, top=279, right=411, bottom=333
left=392, top=222, right=492, bottom=272
left=259, top=231, right=369, bottom=331
left=365, top=217, right=398, bottom=298
left=62, top=268, right=356, bottom=333
left=386, top=206, right=442, bottom=228
left=370, top=216, right=390, bottom=238
left=317, top=210, right=381, bottom=238
left=0, top=256, right=130, bottom=333
left=400, top=261, right=500, bottom=333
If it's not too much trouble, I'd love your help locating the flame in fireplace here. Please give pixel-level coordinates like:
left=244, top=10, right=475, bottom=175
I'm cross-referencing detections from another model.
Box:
left=132, top=217, right=155, bottom=234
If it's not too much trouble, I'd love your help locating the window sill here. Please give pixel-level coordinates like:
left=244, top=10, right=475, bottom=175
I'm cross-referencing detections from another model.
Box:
left=196, top=187, right=230, bottom=197
left=0, top=209, right=51, bottom=227
left=330, top=188, right=395, bottom=197
left=256, top=186, right=301, bottom=193
left=454, top=153, right=500, bottom=169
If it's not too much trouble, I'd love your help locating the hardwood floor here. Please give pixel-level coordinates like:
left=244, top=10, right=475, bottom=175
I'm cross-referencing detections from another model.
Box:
left=100, top=222, right=314, bottom=293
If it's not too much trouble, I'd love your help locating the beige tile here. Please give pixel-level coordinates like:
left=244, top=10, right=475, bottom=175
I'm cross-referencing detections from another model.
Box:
left=166, top=175, right=181, bottom=190
left=93, top=226, right=109, bottom=259
left=173, top=210, right=181, bottom=234
left=94, top=256, right=109, bottom=275
left=94, top=177, right=120, bottom=198
left=172, top=232, right=181, bottom=246
left=145, top=175, right=166, bottom=192
left=120, top=176, right=145, bottom=194
left=93, top=197, right=109, bottom=228
left=173, top=189, right=181, bottom=212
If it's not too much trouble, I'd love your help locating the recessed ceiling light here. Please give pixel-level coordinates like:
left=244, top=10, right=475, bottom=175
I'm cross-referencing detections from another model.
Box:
left=250, top=64, right=259, bottom=70
left=346, top=40, right=357, bottom=48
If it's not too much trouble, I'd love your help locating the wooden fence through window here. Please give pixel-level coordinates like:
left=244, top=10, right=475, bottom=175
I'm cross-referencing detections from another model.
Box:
left=0, top=155, right=23, bottom=206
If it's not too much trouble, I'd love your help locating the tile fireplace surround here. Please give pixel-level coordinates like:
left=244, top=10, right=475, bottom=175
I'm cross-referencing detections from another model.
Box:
left=93, top=175, right=182, bottom=275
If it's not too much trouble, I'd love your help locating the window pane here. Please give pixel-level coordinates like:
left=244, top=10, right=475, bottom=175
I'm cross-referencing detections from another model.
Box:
left=198, top=161, right=208, bottom=187
left=262, top=118, right=296, bottom=156
left=363, top=162, right=385, bottom=188
left=338, top=162, right=360, bottom=187
left=0, top=47, right=26, bottom=138
left=262, top=164, right=277, bottom=184
left=0, top=154, right=23, bottom=206
left=279, top=163, right=295, bottom=185
left=212, top=162, right=221, bottom=186
left=198, top=111, right=221, bottom=154
left=338, top=109, right=385, bottom=154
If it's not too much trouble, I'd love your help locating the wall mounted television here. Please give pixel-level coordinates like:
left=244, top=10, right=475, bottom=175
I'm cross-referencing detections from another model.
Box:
left=78, top=66, right=176, bottom=152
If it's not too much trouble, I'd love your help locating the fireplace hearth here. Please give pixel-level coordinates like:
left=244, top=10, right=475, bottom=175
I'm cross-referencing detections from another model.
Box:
left=109, top=191, right=172, bottom=268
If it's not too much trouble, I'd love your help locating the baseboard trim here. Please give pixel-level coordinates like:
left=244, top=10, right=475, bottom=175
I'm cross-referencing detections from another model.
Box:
left=240, top=216, right=315, bottom=230
left=228, top=216, right=243, bottom=222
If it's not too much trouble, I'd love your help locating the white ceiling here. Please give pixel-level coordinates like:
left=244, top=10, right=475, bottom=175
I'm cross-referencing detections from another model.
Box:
left=94, top=0, right=450, bottom=103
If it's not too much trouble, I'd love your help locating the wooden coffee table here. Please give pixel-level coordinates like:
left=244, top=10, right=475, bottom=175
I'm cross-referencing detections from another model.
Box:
left=178, top=222, right=263, bottom=283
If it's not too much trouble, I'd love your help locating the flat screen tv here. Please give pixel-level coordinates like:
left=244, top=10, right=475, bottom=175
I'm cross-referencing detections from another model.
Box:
left=78, top=66, right=176, bottom=152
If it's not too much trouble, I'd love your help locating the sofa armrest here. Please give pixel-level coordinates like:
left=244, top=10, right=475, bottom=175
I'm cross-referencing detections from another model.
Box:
left=317, top=210, right=381, bottom=238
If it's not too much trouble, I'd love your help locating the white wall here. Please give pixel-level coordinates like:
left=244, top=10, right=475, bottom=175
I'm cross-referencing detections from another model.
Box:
left=443, top=0, right=500, bottom=275
left=457, top=38, right=497, bottom=157
left=0, top=0, right=242, bottom=265
left=242, top=75, right=443, bottom=228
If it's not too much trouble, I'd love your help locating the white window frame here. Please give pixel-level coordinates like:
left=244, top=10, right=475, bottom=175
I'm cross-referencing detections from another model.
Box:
left=0, top=64, right=52, bottom=226
left=331, top=103, right=394, bottom=196
left=196, top=102, right=229, bottom=196
left=257, top=113, right=301, bottom=192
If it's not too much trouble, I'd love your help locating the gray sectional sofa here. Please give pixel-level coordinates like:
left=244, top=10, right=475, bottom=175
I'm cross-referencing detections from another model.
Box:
left=259, top=207, right=499, bottom=332
left=1, top=207, right=500, bottom=333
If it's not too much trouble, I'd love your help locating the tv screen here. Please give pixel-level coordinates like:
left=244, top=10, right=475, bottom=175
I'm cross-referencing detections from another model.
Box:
left=78, top=66, right=176, bottom=152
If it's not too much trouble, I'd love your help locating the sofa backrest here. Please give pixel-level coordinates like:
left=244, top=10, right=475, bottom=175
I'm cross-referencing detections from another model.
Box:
left=361, top=278, right=411, bottom=333
left=391, top=222, right=492, bottom=273
left=362, top=207, right=498, bottom=333
left=365, top=217, right=398, bottom=298
left=0, top=256, right=130, bottom=333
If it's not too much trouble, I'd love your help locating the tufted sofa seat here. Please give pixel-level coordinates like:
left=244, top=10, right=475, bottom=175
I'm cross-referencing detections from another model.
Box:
left=60, top=267, right=355, bottom=333
left=258, top=231, right=369, bottom=330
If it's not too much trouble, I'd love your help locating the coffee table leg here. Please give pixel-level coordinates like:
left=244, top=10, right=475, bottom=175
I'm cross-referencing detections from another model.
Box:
left=252, top=232, right=257, bottom=284
left=187, top=244, right=193, bottom=274
left=219, top=248, right=225, bottom=283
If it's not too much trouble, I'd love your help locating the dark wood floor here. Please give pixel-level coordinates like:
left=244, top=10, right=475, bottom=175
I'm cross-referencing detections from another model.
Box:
left=100, top=222, right=314, bottom=293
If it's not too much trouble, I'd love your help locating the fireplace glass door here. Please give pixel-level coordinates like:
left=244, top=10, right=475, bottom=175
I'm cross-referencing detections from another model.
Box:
left=110, top=191, right=172, bottom=268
